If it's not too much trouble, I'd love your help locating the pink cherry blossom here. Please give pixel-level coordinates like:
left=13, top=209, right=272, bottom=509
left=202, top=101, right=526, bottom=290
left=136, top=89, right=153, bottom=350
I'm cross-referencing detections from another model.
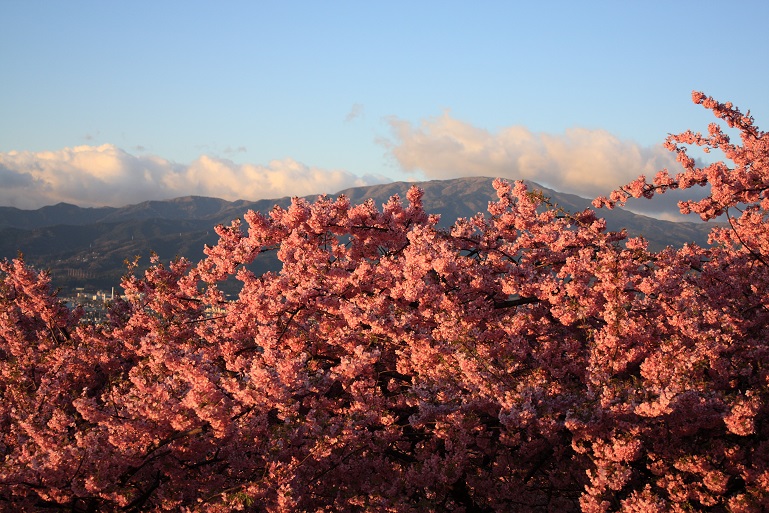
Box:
left=2, top=91, right=769, bottom=511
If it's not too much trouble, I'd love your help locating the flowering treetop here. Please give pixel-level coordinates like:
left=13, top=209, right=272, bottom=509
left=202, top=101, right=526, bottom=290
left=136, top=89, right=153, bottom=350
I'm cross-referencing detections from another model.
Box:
left=1, top=92, right=768, bottom=512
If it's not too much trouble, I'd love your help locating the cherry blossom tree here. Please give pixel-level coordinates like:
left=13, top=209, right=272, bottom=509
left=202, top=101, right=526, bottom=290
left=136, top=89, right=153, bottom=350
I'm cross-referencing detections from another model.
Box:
left=1, top=91, right=767, bottom=511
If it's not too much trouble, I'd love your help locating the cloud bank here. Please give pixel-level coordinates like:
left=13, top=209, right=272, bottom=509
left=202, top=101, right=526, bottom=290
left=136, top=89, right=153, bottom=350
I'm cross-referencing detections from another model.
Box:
left=2, top=123, right=707, bottom=221
left=383, top=112, right=702, bottom=221
left=0, top=144, right=386, bottom=209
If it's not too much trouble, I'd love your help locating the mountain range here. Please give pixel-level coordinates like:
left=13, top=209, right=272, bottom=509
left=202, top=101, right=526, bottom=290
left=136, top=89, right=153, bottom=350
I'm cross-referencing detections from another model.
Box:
left=0, top=177, right=716, bottom=292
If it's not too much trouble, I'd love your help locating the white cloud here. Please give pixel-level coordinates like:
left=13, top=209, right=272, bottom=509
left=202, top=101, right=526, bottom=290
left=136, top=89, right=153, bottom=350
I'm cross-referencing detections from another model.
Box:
left=0, top=130, right=709, bottom=222
left=0, top=144, right=387, bottom=209
left=345, top=103, right=364, bottom=122
left=382, top=112, right=703, bottom=220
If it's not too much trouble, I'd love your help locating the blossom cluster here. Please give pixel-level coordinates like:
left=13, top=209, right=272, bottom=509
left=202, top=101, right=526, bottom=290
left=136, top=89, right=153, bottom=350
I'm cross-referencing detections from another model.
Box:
left=1, top=93, right=768, bottom=511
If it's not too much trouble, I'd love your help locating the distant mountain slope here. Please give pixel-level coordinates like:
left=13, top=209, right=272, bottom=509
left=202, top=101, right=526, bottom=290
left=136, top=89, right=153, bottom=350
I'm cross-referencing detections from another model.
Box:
left=0, top=197, right=257, bottom=229
left=335, top=178, right=714, bottom=250
left=0, top=177, right=716, bottom=291
left=0, top=203, right=118, bottom=230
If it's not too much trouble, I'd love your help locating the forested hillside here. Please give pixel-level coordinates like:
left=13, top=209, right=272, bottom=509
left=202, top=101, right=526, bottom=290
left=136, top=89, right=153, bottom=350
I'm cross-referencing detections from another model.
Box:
left=0, top=178, right=714, bottom=292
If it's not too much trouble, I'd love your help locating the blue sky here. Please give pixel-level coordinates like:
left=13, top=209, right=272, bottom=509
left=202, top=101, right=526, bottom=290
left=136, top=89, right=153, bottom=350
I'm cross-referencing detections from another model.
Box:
left=2, top=1, right=768, bottom=219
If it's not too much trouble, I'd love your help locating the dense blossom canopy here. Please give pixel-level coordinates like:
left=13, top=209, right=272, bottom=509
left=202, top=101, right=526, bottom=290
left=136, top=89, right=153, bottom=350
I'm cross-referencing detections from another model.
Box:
left=1, top=92, right=768, bottom=512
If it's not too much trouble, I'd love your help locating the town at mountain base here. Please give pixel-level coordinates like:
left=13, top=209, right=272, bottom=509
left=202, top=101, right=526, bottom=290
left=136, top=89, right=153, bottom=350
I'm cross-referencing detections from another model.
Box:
left=1, top=92, right=767, bottom=511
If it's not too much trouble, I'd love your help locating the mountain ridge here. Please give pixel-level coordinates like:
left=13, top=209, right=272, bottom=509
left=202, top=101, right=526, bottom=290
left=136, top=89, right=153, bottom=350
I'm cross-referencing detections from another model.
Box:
left=0, top=177, right=716, bottom=292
